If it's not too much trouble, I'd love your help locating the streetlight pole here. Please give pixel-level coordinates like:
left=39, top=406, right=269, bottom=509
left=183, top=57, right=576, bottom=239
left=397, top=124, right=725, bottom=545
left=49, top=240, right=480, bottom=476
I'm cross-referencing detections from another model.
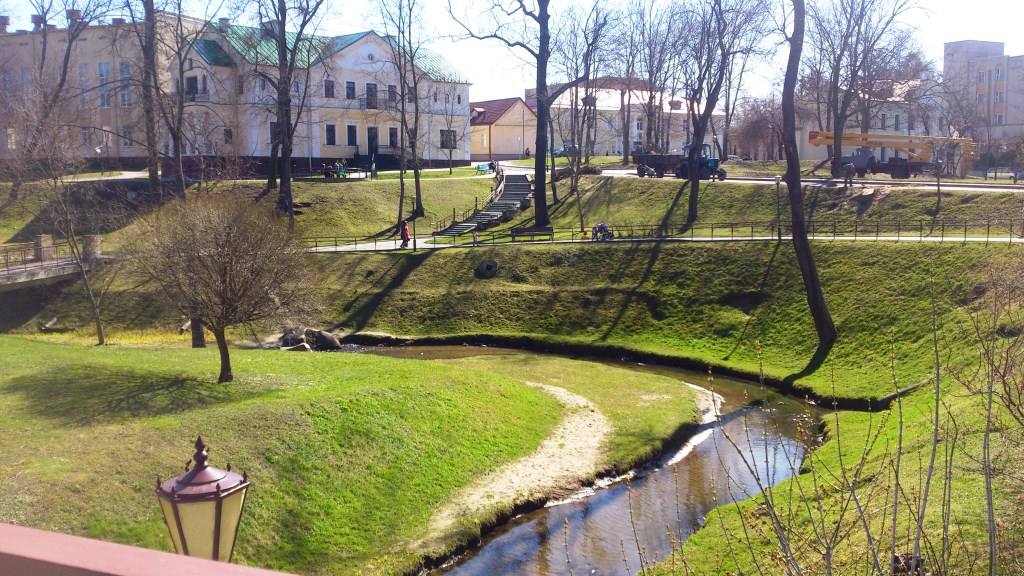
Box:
left=775, top=175, right=782, bottom=241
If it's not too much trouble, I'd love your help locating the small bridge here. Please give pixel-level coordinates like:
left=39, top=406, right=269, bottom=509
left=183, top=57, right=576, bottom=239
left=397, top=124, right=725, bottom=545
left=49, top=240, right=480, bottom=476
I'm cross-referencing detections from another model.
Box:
left=0, top=235, right=101, bottom=291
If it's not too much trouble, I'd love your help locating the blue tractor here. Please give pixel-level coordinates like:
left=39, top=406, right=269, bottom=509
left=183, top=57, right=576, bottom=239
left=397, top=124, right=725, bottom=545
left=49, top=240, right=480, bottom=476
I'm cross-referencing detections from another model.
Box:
left=633, top=143, right=726, bottom=180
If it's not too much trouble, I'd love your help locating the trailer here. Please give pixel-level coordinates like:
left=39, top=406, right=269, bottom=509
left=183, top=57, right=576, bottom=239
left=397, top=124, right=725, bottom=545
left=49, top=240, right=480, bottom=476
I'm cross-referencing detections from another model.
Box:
left=633, top=144, right=727, bottom=180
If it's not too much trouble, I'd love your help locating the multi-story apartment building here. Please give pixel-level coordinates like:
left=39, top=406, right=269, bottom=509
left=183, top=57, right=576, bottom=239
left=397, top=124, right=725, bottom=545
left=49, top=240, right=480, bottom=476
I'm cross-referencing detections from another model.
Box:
left=944, top=40, right=1024, bottom=149
left=0, top=11, right=471, bottom=174
left=526, top=77, right=692, bottom=157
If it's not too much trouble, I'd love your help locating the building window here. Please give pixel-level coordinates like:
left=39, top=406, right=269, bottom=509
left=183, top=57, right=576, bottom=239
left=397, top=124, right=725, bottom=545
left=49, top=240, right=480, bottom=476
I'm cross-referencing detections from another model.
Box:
left=325, top=124, right=336, bottom=146
left=880, top=113, right=887, bottom=130
left=457, top=94, right=461, bottom=104
left=978, top=93, right=985, bottom=104
left=118, top=62, right=132, bottom=107
left=324, top=79, right=335, bottom=98
left=433, top=91, right=438, bottom=102
left=406, top=89, right=414, bottom=103
left=908, top=114, right=915, bottom=131
left=97, top=62, right=111, bottom=108
left=444, top=93, right=450, bottom=104
left=978, top=70, right=985, bottom=82
left=995, top=68, right=1004, bottom=80
left=894, top=114, right=900, bottom=131
left=223, top=128, right=233, bottom=144
left=260, top=77, right=267, bottom=92
left=292, top=81, right=300, bottom=93
left=236, top=76, right=245, bottom=95
left=120, top=127, right=132, bottom=147
left=80, top=127, right=90, bottom=145
left=997, top=114, right=1005, bottom=125
left=345, top=81, right=356, bottom=99
left=389, top=126, right=398, bottom=147
left=347, top=124, right=357, bottom=146
left=995, top=91, right=1004, bottom=103
left=366, top=83, right=378, bottom=109
left=78, top=64, right=88, bottom=107
left=388, top=84, right=397, bottom=103
left=440, top=129, right=456, bottom=150
left=6, top=128, right=16, bottom=149
left=636, top=121, right=642, bottom=131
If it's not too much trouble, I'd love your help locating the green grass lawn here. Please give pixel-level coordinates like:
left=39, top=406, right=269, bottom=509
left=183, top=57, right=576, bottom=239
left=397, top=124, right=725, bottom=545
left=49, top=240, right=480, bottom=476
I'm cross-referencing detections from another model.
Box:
left=487, top=176, right=1024, bottom=238
left=656, top=368, right=1022, bottom=575
left=0, top=335, right=701, bottom=574
left=3, top=241, right=1003, bottom=402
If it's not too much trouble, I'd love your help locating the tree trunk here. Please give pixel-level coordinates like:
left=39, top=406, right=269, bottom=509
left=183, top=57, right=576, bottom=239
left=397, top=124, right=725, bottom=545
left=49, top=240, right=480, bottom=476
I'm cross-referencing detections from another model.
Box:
left=532, top=0, right=551, bottom=228
left=213, top=327, right=233, bottom=383
left=190, top=308, right=206, bottom=348
left=620, top=89, right=630, bottom=164
left=140, top=0, right=161, bottom=196
left=548, top=117, right=558, bottom=203
left=784, top=0, right=836, bottom=347
left=266, top=140, right=280, bottom=192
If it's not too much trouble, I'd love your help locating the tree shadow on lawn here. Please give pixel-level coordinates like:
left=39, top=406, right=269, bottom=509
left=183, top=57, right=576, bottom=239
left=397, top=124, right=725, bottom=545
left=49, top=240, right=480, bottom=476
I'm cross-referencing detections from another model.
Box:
left=3, top=364, right=271, bottom=427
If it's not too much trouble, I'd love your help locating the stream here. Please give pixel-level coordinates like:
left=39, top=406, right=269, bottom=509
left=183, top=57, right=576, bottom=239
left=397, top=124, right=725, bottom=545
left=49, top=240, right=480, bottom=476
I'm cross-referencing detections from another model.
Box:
left=361, top=345, right=818, bottom=576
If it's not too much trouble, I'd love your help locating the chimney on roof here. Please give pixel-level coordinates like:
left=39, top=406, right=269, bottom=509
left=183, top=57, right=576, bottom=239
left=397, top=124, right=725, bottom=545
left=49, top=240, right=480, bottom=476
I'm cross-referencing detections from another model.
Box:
left=66, top=9, right=82, bottom=26
left=31, top=14, right=44, bottom=31
left=0, top=16, right=10, bottom=34
left=218, top=17, right=230, bottom=32
left=260, top=19, right=280, bottom=37
left=111, top=17, right=125, bottom=26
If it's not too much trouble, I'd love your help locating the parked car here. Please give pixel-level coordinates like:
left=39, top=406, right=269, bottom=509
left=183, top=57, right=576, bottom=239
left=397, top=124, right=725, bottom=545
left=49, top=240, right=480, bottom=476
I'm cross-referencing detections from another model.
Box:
left=552, top=144, right=580, bottom=157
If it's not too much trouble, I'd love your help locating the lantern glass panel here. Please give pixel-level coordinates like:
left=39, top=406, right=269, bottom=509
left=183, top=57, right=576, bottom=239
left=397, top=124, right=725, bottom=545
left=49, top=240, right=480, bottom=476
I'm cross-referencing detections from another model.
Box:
left=217, top=489, right=247, bottom=561
left=159, top=497, right=183, bottom=554
left=177, top=500, right=217, bottom=559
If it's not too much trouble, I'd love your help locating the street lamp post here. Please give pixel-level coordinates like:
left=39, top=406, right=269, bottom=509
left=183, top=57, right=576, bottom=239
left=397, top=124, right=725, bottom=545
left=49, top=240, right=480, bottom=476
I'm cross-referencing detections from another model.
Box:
left=775, top=175, right=783, bottom=241
left=156, top=436, right=250, bottom=562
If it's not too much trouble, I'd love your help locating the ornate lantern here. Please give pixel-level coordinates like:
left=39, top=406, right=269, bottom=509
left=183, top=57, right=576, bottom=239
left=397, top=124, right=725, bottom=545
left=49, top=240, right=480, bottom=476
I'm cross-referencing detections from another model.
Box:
left=156, top=436, right=250, bottom=562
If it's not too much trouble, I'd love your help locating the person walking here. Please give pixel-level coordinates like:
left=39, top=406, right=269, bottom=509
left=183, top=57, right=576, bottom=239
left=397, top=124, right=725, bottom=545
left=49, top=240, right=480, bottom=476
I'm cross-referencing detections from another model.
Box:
left=400, top=220, right=411, bottom=249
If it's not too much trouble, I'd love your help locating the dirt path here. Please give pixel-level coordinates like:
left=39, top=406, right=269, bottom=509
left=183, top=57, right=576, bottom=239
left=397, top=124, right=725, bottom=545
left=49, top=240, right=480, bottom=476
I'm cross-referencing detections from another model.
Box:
left=415, top=382, right=610, bottom=553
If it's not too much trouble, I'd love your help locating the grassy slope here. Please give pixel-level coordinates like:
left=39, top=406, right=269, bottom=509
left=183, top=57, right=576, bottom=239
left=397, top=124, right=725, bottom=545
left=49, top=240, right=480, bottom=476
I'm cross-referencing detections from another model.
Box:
left=2, top=177, right=488, bottom=249
left=3, top=241, right=1002, bottom=401
left=0, top=335, right=700, bottom=574
left=658, top=375, right=1020, bottom=574
left=497, top=175, right=1024, bottom=235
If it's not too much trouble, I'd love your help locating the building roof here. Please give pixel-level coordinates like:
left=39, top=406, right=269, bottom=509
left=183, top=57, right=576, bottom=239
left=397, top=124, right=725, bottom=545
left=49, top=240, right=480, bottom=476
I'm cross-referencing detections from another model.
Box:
left=192, top=38, right=235, bottom=67
left=220, top=25, right=466, bottom=82
left=470, top=97, right=534, bottom=126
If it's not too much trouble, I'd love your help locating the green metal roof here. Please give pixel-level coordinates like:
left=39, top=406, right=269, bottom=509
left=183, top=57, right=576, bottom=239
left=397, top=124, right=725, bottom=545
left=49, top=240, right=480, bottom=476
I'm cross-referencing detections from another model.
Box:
left=220, top=26, right=466, bottom=82
left=224, top=24, right=329, bottom=68
left=192, top=38, right=235, bottom=67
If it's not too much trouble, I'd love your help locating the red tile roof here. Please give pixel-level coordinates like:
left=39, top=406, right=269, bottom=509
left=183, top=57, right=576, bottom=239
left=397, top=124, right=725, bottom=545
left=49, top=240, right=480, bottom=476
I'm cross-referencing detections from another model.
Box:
left=470, top=97, right=535, bottom=126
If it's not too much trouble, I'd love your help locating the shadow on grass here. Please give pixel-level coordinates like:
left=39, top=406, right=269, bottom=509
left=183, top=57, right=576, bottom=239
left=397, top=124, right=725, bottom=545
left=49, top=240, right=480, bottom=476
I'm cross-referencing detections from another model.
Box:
left=782, top=337, right=834, bottom=386
left=722, top=241, right=782, bottom=361
left=329, top=250, right=434, bottom=333
left=3, top=364, right=269, bottom=426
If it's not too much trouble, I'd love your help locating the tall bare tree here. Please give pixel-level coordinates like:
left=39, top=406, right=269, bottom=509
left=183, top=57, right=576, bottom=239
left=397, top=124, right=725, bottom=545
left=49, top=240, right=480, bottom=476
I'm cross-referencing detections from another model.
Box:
left=251, top=0, right=328, bottom=228
left=807, top=0, right=912, bottom=173
left=679, top=0, right=767, bottom=224
left=783, top=0, right=836, bottom=349
left=6, top=0, right=112, bottom=201
left=450, top=0, right=606, bottom=228
left=380, top=0, right=430, bottom=220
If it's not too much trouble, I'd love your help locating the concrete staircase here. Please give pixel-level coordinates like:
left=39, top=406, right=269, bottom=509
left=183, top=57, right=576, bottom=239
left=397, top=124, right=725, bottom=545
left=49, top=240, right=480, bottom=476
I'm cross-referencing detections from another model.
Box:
left=435, top=174, right=532, bottom=237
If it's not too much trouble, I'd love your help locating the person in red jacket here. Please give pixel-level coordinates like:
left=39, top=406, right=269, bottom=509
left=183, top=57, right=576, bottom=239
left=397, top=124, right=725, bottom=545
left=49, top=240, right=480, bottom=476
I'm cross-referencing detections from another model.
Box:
left=400, top=220, right=411, bottom=249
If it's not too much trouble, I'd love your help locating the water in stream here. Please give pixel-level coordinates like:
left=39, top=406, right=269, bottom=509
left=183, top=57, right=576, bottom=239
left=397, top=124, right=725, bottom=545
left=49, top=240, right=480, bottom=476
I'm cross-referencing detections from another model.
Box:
left=362, top=345, right=817, bottom=576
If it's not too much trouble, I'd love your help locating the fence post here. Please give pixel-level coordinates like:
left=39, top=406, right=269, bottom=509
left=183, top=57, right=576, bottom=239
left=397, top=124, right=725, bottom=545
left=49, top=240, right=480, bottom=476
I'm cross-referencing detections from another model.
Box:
left=964, top=222, right=967, bottom=244
left=854, top=221, right=858, bottom=241
left=941, top=221, right=945, bottom=242
left=987, top=221, right=991, bottom=246
left=920, top=220, right=924, bottom=242
left=897, top=218, right=901, bottom=242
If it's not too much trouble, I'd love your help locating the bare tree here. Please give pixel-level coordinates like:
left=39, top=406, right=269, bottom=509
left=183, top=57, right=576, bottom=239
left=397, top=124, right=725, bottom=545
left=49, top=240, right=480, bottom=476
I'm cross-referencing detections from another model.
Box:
left=633, top=0, right=675, bottom=153
left=449, top=0, right=606, bottom=228
left=250, top=0, right=329, bottom=228
left=807, top=0, right=912, bottom=173
left=436, top=74, right=470, bottom=175
left=130, top=194, right=319, bottom=383
left=5, top=0, right=113, bottom=201
left=679, top=0, right=767, bottom=225
left=782, top=0, right=836, bottom=350
left=380, top=0, right=430, bottom=220
left=609, top=5, right=640, bottom=164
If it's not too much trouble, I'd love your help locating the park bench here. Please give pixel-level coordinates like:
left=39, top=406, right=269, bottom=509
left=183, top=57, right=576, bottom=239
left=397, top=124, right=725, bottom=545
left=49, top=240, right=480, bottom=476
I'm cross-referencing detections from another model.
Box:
left=476, top=163, right=493, bottom=175
left=510, top=226, right=554, bottom=242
